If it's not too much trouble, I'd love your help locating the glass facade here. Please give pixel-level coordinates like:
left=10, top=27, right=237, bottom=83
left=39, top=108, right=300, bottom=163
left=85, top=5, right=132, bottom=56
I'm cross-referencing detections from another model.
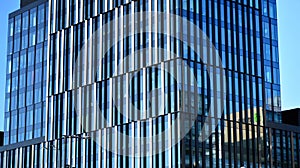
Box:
left=0, top=0, right=299, bottom=167
left=3, top=0, right=48, bottom=145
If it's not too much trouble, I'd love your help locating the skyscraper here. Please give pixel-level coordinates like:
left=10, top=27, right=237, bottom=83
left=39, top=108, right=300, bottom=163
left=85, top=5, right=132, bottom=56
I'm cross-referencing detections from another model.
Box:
left=0, top=0, right=299, bottom=167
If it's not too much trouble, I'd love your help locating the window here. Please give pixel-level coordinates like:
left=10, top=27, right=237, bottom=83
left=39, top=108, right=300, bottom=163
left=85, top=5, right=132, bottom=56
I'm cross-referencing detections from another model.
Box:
left=37, top=28, right=44, bottom=43
left=263, top=0, right=268, bottom=16
left=271, top=24, right=278, bottom=41
left=21, top=33, right=28, bottom=49
left=264, top=44, right=271, bottom=61
left=256, top=37, right=261, bottom=54
left=30, top=8, right=37, bottom=27
left=11, top=76, right=18, bottom=92
left=15, top=15, right=21, bottom=34
left=202, top=0, right=206, bottom=16
left=27, top=70, right=34, bottom=86
left=29, top=31, right=36, bottom=46
left=36, top=45, right=43, bottom=64
left=5, top=97, right=10, bottom=112
left=269, top=2, right=277, bottom=19
left=272, top=46, right=279, bottom=63
left=28, top=48, right=35, bottom=66
left=238, top=8, right=242, bottom=27
left=6, top=78, right=11, bottom=93
left=263, top=22, right=270, bottom=38
left=26, top=109, right=34, bottom=126
left=20, top=52, right=26, bottom=69
left=8, top=39, right=13, bottom=54
left=19, top=112, right=25, bottom=128
left=11, top=112, right=17, bottom=130
left=19, top=92, right=25, bottom=108
left=26, top=89, right=33, bottom=106
left=34, top=87, right=41, bottom=103
left=9, top=18, right=14, bottom=37
left=35, top=68, right=42, bottom=83
left=22, top=12, right=29, bottom=31
left=257, top=59, right=262, bottom=77
left=13, top=56, right=19, bottom=72
left=273, top=68, right=280, bottom=84
left=38, top=4, right=45, bottom=24
left=190, top=0, right=194, bottom=12
left=11, top=94, right=17, bottom=110
left=7, top=58, right=12, bottom=74
left=34, top=106, right=42, bottom=124
left=20, top=73, right=26, bottom=89
left=265, top=88, right=272, bottom=110
left=264, top=65, right=272, bottom=83
left=14, top=36, right=21, bottom=52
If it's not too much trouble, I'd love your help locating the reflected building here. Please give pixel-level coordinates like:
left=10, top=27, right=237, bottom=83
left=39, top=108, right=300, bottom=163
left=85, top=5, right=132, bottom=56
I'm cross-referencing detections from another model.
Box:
left=0, top=0, right=299, bottom=167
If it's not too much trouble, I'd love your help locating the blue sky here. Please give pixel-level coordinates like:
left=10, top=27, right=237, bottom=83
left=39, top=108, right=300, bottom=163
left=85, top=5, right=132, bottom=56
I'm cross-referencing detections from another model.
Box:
left=0, top=0, right=19, bottom=131
left=277, top=0, right=300, bottom=110
left=0, top=0, right=299, bottom=131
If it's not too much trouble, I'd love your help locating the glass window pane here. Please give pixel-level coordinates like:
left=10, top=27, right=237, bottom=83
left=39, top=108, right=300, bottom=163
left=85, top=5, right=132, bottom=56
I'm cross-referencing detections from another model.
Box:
left=14, top=36, right=20, bottom=52
left=29, top=31, right=36, bottom=46
left=264, top=44, right=271, bottom=61
left=7, top=57, right=12, bottom=73
left=269, top=2, right=277, bottom=19
left=263, top=0, right=268, bottom=16
left=271, top=24, right=278, bottom=41
left=7, top=39, right=13, bottom=54
left=20, top=51, right=26, bottom=69
left=263, top=22, right=270, bottom=38
left=22, top=11, right=29, bottom=31
left=8, top=18, right=14, bottom=36
left=26, top=90, right=33, bottom=105
left=28, top=48, right=35, bottom=66
left=38, top=4, right=45, bottom=24
left=12, top=55, right=19, bottom=72
left=37, top=28, right=44, bottom=43
left=21, top=33, right=28, bottom=49
left=15, top=15, right=21, bottom=34
left=272, top=46, right=279, bottom=63
left=30, top=8, right=37, bottom=27
left=264, top=66, right=272, bottom=83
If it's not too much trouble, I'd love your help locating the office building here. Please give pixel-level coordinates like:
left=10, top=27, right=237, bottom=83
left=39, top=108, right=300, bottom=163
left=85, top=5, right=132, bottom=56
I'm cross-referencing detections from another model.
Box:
left=282, top=108, right=300, bottom=126
left=0, top=0, right=299, bottom=167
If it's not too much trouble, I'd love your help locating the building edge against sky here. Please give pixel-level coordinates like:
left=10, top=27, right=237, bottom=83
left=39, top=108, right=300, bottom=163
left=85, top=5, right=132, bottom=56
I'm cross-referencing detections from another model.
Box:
left=3, top=0, right=48, bottom=145
left=0, top=0, right=299, bottom=167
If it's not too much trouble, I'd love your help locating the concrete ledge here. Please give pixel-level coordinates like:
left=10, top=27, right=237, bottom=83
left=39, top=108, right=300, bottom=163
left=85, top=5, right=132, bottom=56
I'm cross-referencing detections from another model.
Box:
left=0, top=136, right=45, bottom=152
